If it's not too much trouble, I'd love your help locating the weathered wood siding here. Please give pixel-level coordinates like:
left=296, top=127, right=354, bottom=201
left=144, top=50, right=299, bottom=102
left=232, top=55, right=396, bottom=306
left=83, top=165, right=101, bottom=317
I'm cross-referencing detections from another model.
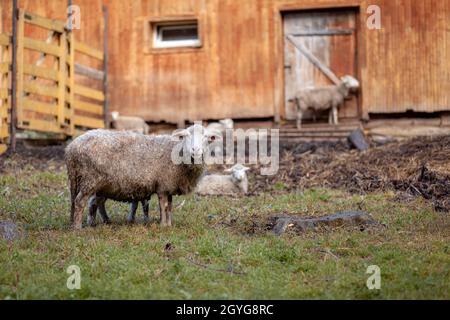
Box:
left=1, top=0, right=449, bottom=123
left=105, top=0, right=275, bottom=123
left=361, top=0, right=450, bottom=114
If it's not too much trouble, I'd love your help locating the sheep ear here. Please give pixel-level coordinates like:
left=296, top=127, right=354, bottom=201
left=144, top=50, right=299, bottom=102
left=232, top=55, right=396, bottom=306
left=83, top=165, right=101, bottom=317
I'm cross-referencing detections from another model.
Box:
left=172, top=129, right=190, bottom=141
left=224, top=167, right=233, bottom=173
left=243, top=166, right=250, bottom=171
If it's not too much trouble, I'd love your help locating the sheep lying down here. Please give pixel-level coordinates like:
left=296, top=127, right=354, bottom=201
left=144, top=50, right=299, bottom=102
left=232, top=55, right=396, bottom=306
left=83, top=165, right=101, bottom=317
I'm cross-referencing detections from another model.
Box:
left=65, top=124, right=220, bottom=229
left=195, top=164, right=250, bottom=196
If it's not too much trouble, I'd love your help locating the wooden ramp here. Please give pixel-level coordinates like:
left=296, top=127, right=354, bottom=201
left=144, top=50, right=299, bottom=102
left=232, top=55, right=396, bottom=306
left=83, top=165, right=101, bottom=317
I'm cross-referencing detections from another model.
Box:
left=279, top=122, right=362, bottom=142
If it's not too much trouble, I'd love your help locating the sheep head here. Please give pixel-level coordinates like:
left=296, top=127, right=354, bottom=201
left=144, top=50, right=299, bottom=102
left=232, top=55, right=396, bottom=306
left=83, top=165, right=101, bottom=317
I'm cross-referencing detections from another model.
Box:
left=172, top=124, right=222, bottom=162
left=341, top=75, right=360, bottom=92
left=225, top=164, right=250, bottom=182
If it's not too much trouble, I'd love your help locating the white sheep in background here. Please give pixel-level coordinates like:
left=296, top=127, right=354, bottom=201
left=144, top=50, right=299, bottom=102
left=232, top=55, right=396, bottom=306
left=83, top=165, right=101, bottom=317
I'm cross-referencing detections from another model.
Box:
left=195, top=164, right=250, bottom=196
left=292, top=75, right=360, bottom=129
left=207, top=119, right=234, bottom=136
left=111, top=111, right=150, bottom=134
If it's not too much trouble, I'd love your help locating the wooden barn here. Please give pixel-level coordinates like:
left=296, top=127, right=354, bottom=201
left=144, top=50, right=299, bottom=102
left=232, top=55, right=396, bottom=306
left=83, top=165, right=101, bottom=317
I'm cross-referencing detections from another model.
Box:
left=1, top=0, right=449, bottom=132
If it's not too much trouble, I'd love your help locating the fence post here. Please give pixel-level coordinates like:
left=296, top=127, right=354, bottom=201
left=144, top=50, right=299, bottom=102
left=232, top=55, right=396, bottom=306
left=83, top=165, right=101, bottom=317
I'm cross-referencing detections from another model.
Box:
left=57, top=31, right=67, bottom=132
left=67, top=31, right=75, bottom=136
left=102, top=5, right=109, bottom=128
left=9, top=0, right=17, bottom=152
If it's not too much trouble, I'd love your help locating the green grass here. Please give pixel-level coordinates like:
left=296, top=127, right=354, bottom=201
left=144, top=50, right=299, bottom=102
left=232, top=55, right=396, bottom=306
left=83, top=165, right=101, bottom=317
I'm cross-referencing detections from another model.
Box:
left=0, top=167, right=449, bottom=299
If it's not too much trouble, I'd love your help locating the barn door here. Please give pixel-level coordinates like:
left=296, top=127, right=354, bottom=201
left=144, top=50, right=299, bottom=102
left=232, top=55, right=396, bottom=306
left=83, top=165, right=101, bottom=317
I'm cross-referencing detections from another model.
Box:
left=284, top=9, right=359, bottom=121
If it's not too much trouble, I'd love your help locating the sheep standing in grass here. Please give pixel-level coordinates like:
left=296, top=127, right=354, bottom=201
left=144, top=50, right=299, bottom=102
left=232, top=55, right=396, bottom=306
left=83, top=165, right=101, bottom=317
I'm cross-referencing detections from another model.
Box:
left=292, top=75, right=360, bottom=129
left=65, top=124, right=220, bottom=229
left=195, top=164, right=250, bottom=196
left=111, top=111, right=150, bottom=134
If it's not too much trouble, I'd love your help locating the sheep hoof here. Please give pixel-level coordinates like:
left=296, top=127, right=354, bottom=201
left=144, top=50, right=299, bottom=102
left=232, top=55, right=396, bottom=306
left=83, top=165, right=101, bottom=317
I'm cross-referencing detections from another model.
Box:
left=143, top=216, right=150, bottom=224
left=126, top=215, right=135, bottom=224
left=86, top=216, right=96, bottom=227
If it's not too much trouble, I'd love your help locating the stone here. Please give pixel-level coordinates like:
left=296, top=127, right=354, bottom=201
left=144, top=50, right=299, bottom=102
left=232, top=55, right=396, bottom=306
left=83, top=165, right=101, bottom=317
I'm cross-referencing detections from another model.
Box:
left=348, top=128, right=370, bottom=151
left=0, top=221, right=22, bottom=241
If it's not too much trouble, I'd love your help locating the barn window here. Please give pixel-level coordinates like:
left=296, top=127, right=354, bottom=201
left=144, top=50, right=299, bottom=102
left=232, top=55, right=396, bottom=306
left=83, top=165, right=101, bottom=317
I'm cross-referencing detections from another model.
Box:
left=153, top=21, right=200, bottom=49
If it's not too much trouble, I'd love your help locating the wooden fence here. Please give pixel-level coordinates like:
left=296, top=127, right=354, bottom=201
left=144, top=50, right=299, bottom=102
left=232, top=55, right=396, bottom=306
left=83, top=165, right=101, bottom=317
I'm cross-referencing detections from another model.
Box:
left=0, top=32, right=10, bottom=154
left=0, top=8, right=107, bottom=154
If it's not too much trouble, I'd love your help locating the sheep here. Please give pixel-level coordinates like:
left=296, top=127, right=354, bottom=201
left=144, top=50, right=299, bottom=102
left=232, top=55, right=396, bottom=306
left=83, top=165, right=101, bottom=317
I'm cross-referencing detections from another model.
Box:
left=195, top=164, right=250, bottom=196
left=292, top=75, right=360, bottom=129
left=65, top=124, right=221, bottom=229
left=110, top=111, right=150, bottom=134
left=207, top=119, right=234, bottom=136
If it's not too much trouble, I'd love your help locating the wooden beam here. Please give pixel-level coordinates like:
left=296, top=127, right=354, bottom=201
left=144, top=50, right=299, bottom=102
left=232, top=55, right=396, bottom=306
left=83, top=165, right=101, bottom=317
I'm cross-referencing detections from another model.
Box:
left=23, top=37, right=60, bottom=56
left=74, top=84, right=105, bottom=101
left=0, top=33, right=10, bottom=46
left=287, top=35, right=341, bottom=85
left=74, top=41, right=103, bottom=60
left=74, top=100, right=103, bottom=115
left=102, top=4, right=109, bottom=128
left=19, top=118, right=61, bottom=133
left=74, top=115, right=105, bottom=129
left=290, top=29, right=355, bottom=37
left=74, top=63, right=104, bottom=80
left=0, top=62, right=10, bottom=75
left=22, top=98, right=58, bottom=116
left=24, top=82, right=59, bottom=98
left=0, top=88, right=9, bottom=99
left=23, top=11, right=65, bottom=33
left=23, top=63, right=58, bottom=81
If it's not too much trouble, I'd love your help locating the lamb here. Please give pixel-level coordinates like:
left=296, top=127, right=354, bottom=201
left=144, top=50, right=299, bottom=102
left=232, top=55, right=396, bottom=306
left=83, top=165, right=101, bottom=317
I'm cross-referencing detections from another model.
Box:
left=195, top=164, right=250, bottom=196
left=207, top=119, right=234, bottom=136
left=88, top=196, right=149, bottom=225
left=110, top=111, right=150, bottom=134
left=292, top=75, right=360, bottom=129
left=65, top=124, right=221, bottom=229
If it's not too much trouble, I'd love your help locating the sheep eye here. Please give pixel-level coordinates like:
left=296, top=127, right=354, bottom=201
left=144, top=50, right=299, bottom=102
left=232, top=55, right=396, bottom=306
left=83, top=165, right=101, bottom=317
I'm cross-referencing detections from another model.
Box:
left=210, top=136, right=216, bottom=141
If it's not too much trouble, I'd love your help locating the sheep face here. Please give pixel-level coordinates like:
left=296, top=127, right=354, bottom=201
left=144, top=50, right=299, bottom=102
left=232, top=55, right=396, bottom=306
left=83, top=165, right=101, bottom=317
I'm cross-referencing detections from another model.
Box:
left=172, top=124, right=221, bottom=161
left=225, top=164, right=250, bottom=182
left=111, top=111, right=119, bottom=121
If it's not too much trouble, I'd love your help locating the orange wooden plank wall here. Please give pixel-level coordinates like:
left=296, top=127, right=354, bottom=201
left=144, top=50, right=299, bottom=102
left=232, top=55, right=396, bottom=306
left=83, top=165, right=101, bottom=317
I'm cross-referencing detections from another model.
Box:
left=1, top=0, right=449, bottom=123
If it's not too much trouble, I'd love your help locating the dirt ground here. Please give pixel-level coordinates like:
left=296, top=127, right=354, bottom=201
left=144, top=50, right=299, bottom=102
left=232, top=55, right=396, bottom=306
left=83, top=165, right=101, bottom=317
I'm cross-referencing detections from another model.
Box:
left=249, top=136, right=450, bottom=212
left=1, top=135, right=449, bottom=212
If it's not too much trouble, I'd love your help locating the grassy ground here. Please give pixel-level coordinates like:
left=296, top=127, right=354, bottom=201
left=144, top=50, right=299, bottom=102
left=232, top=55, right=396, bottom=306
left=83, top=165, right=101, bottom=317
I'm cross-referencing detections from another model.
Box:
left=0, top=165, right=449, bottom=299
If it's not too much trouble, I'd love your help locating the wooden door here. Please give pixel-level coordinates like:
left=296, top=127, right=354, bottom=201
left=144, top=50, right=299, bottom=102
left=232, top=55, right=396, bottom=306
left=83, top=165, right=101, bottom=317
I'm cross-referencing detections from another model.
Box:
left=284, top=8, right=359, bottom=121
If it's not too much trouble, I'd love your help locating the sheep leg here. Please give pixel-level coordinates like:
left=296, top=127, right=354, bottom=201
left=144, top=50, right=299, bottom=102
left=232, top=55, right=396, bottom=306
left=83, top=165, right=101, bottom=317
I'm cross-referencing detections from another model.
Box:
left=142, top=198, right=150, bottom=223
left=127, top=202, right=139, bottom=223
left=73, top=189, right=94, bottom=230
left=328, top=109, right=333, bottom=125
left=333, top=105, right=339, bottom=125
left=296, top=109, right=303, bottom=129
left=158, top=194, right=171, bottom=227
left=97, top=197, right=110, bottom=224
left=87, top=196, right=98, bottom=226
left=166, top=195, right=173, bottom=227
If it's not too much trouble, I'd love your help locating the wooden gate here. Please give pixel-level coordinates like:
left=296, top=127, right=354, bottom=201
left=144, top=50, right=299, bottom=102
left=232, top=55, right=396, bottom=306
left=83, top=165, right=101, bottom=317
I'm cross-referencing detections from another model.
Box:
left=0, top=8, right=106, bottom=154
left=284, top=8, right=359, bottom=122
left=0, top=32, right=10, bottom=154
left=15, top=9, right=105, bottom=136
